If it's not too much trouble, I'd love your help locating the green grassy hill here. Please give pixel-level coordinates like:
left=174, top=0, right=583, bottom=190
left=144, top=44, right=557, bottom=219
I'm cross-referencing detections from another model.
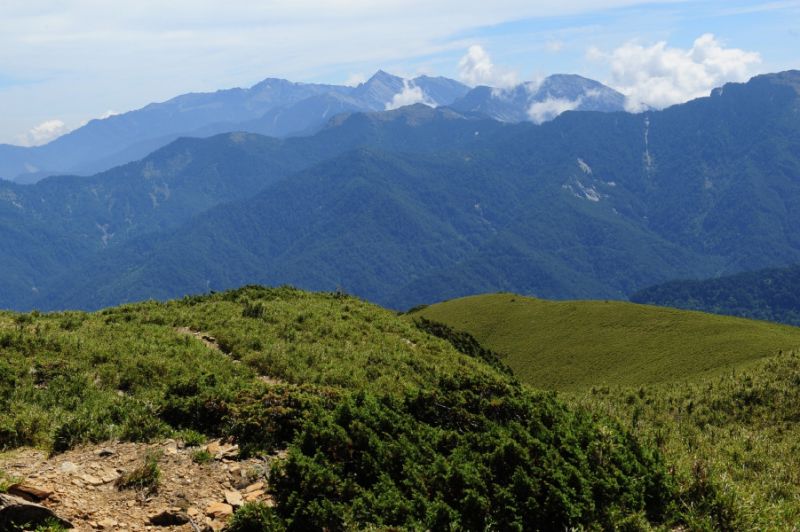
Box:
left=412, top=293, right=800, bottom=391
left=1, top=286, right=704, bottom=530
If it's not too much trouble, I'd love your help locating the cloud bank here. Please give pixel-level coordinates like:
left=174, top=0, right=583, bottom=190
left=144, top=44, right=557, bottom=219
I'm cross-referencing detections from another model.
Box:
left=458, top=45, right=519, bottom=88
left=18, top=119, right=70, bottom=146
left=386, top=80, right=434, bottom=110
left=590, top=33, right=762, bottom=111
left=528, top=97, right=582, bottom=124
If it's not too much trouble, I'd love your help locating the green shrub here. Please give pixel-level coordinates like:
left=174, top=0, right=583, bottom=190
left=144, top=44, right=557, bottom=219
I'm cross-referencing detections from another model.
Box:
left=242, top=301, right=266, bottom=319
left=0, top=469, right=20, bottom=492
left=161, top=373, right=238, bottom=435
left=227, top=384, right=335, bottom=456
left=225, top=502, right=285, bottom=532
left=115, top=450, right=161, bottom=494
left=180, top=429, right=207, bottom=447
left=270, top=374, right=677, bottom=530
left=191, top=449, right=214, bottom=464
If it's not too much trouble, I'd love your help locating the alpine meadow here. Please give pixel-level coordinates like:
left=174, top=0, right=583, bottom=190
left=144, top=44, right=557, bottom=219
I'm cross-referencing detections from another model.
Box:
left=2, top=2, right=800, bottom=530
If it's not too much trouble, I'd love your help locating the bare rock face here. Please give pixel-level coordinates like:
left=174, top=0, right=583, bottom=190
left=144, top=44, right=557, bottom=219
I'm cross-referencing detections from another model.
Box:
left=0, top=493, right=73, bottom=529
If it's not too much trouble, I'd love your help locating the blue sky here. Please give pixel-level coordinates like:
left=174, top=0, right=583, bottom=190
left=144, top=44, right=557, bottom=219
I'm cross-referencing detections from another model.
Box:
left=0, top=0, right=798, bottom=145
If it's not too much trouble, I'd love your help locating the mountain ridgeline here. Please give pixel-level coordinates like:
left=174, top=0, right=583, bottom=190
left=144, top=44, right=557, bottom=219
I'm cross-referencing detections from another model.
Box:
left=0, top=72, right=624, bottom=183
left=1, top=70, right=799, bottom=311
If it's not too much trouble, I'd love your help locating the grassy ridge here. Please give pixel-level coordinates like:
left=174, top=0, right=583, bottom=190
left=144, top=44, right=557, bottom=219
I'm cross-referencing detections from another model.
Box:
left=573, top=349, right=800, bottom=529
left=1, top=286, right=704, bottom=529
left=413, top=293, right=800, bottom=391
left=0, top=286, right=500, bottom=451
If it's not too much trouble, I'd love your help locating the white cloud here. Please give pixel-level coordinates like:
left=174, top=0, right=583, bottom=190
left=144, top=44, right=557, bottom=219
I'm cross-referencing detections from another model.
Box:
left=528, top=97, right=582, bottom=124
left=590, top=33, right=762, bottom=111
left=458, top=45, right=518, bottom=88
left=344, top=73, right=367, bottom=87
left=385, top=79, right=433, bottom=110
left=17, top=119, right=70, bottom=146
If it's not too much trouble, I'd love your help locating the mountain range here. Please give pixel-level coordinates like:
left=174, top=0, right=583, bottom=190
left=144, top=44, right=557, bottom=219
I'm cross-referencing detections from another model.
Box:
left=0, top=71, right=625, bottom=184
left=631, top=262, right=800, bottom=326
left=1, top=70, right=799, bottom=311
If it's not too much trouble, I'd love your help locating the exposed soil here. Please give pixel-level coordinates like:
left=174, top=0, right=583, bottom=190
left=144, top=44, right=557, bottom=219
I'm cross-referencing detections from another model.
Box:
left=0, top=439, right=281, bottom=531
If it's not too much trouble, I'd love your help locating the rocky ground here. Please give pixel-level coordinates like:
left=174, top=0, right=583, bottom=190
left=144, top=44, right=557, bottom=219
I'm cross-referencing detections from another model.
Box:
left=0, top=438, right=281, bottom=531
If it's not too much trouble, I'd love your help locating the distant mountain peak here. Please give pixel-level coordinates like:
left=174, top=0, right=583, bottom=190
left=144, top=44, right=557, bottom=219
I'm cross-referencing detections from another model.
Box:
left=449, top=74, right=626, bottom=124
left=363, top=70, right=403, bottom=85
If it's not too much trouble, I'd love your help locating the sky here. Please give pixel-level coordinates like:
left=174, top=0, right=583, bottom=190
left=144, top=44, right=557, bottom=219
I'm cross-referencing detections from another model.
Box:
left=1, top=0, right=798, bottom=146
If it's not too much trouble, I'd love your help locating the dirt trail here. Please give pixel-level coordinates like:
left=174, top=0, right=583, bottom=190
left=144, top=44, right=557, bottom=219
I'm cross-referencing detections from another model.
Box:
left=175, top=327, right=287, bottom=386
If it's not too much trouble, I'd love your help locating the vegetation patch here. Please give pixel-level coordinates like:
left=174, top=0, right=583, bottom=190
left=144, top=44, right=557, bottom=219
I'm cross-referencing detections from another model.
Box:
left=270, top=374, right=682, bottom=530
left=572, top=349, right=800, bottom=529
left=413, top=293, right=800, bottom=390
left=0, top=286, right=749, bottom=527
left=115, top=450, right=161, bottom=494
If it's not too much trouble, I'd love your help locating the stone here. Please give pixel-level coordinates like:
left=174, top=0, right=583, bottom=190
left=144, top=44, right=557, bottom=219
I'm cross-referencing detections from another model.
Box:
left=96, top=448, right=115, bottom=458
left=98, top=517, right=119, bottom=529
left=218, top=444, right=239, bottom=459
left=81, top=473, right=104, bottom=486
left=205, top=501, right=233, bottom=518
left=242, top=481, right=264, bottom=494
left=149, top=509, right=190, bottom=526
left=0, top=493, right=73, bottom=529
left=60, top=461, right=79, bottom=474
left=100, top=470, right=119, bottom=484
left=6, top=483, right=53, bottom=502
left=205, top=441, right=222, bottom=455
left=244, top=490, right=265, bottom=502
left=224, top=490, right=244, bottom=507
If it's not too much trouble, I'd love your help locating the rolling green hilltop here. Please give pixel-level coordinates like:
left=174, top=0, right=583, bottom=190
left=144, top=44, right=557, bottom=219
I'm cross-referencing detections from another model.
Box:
left=413, top=291, right=800, bottom=528
left=1, top=285, right=717, bottom=530
left=413, top=293, right=800, bottom=391
left=4, top=286, right=800, bottom=528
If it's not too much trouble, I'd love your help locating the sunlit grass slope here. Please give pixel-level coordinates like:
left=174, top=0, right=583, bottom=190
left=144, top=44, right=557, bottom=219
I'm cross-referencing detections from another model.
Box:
left=0, top=286, right=693, bottom=529
left=413, top=293, right=800, bottom=391
left=0, top=285, right=501, bottom=451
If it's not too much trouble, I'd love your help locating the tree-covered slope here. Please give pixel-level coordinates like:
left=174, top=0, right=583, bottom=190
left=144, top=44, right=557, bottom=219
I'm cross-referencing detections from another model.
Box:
left=631, top=263, right=800, bottom=326
left=412, top=293, right=800, bottom=391
left=0, top=106, right=503, bottom=310
left=4, top=71, right=800, bottom=312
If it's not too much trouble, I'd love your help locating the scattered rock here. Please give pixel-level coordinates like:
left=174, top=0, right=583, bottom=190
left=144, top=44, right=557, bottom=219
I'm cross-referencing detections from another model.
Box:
left=99, top=470, right=119, bottom=484
left=81, top=473, right=104, bottom=486
left=224, top=490, right=244, bottom=507
left=0, top=493, right=73, bottom=529
left=60, top=461, right=79, bottom=474
left=244, top=490, right=265, bottom=502
left=149, top=508, right=191, bottom=526
left=206, top=441, right=222, bottom=455
left=204, top=440, right=239, bottom=460
left=242, top=481, right=264, bottom=494
left=97, top=516, right=118, bottom=529
left=0, top=441, right=280, bottom=530
left=205, top=501, right=233, bottom=518
left=6, top=483, right=53, bottom=502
